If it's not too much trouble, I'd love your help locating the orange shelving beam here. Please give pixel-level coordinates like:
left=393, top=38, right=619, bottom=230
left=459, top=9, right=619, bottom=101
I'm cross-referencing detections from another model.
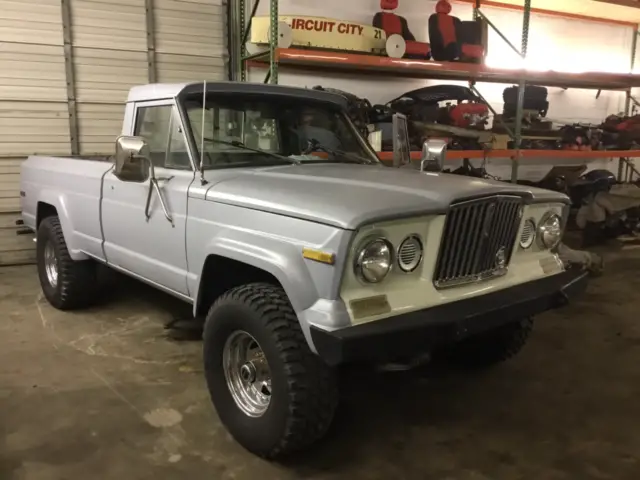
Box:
left=248, top=48, right=640, bottom=90
left=376, top=150, right=640, bottom=162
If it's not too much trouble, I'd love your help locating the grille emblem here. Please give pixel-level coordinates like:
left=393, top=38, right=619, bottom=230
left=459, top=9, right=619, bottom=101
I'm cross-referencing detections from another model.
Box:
left=495, top=247, right=507, bottom=268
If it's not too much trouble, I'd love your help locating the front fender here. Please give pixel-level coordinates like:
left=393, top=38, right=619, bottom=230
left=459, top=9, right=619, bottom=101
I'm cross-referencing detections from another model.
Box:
left=37, top=189, right=88, bottom=261
left=193, top=229, right=320, bottom=315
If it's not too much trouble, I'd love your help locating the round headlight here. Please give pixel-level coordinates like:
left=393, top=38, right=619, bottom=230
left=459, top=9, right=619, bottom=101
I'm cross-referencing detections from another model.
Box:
left=537, top=213, right=563, bottom=249
left=397, top=235, right=423, bottom=272
left=354, top=238, right=393, bottom=283
left=519, top=219, right=536, bottom=249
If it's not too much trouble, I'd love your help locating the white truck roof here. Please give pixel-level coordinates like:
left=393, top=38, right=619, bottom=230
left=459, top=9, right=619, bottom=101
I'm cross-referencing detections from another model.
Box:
left=127, top=83, right=192, bottom=103
left=126, top=81, right=350, bottom=108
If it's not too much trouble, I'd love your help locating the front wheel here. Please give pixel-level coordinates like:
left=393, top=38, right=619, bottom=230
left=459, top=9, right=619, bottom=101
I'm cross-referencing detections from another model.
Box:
left=203, top=283, right=338, bottom=459
left=447, top=317, right=534, bottom=368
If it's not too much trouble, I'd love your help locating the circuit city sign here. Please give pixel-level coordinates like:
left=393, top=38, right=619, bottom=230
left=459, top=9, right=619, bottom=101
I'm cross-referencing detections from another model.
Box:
left=290, top=18, right=366, bottom=36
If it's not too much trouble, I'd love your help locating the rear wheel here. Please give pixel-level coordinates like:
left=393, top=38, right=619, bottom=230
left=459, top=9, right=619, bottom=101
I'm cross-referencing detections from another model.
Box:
left=447, top=317, right=534, bottom=368
left=36, top=216, right=98, bottom=310
left=203, top=283, right=338, bottom=459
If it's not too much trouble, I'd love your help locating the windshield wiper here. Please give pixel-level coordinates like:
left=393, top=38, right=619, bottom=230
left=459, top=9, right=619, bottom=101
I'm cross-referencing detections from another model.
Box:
left=302, top=138, right=377, bottom=165
left=202, top=138, right=300, bottom=165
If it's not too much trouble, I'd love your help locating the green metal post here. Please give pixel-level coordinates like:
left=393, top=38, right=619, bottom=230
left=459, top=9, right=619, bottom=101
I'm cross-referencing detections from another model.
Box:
left=269, top=0, right=279, bottom=84
left=473, top=0, right=480, bottom=20
left=512, top=0, right=531, bottom=183
left=625, top=27, right=638, bottom=116
left=239, top=0, right=246, bottom=81
left=236, top=0, right=263, bottom=82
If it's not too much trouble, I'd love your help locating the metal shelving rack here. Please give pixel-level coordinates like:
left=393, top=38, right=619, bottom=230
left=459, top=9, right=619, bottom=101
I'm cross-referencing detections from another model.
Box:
left=230, top=0, right=640, bottom=183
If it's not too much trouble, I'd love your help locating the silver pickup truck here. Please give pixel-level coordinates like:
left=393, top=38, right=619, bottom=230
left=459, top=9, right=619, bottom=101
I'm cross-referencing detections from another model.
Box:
left=20, top=81, right=588, bottom=459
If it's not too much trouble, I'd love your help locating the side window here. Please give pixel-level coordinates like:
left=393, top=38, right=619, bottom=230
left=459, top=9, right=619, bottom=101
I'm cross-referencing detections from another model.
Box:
left=134, top=105, right=191, bottom=170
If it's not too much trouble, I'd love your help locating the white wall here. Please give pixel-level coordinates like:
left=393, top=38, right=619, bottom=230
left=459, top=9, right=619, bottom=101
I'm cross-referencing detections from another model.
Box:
left=247, top=0, right=636, bottom=180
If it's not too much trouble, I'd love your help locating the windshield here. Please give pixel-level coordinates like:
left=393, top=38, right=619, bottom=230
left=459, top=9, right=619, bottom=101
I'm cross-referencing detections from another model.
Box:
left=181, top=93, right=380, bottom=168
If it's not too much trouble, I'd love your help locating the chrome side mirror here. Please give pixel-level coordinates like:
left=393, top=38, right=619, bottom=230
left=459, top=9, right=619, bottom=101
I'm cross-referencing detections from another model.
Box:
left=420, top=139, right=447, bottom=173
left=392, top=113, right=411, bottom=168
left=114, top=136, right=152, bottom=183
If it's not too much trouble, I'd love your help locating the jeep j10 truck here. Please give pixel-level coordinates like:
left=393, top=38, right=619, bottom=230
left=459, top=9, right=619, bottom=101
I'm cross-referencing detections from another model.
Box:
left=20, top=81, right=588, bottom=459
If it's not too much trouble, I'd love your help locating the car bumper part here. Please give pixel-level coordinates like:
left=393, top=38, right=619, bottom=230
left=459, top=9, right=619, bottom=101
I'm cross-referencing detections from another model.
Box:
left=310, top=268, right=589, bottom=366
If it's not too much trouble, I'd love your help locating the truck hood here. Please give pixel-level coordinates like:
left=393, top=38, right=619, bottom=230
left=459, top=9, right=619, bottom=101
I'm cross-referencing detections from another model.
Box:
left=205, top=164, right=568, bottom=230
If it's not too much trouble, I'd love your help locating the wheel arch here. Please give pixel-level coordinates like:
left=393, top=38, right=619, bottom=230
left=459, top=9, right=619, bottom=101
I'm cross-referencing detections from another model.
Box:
left=35, top=191, right=88, bottom=261
left=194, top=254, right=285, bottom=318
left=191, top=229, right=321, bottom=320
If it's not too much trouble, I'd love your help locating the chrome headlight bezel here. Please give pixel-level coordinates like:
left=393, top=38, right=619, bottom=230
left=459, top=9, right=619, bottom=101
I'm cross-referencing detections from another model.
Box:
left=537, top=212, right=563, bottom=249
left=354, top=237, right=394, bottom=284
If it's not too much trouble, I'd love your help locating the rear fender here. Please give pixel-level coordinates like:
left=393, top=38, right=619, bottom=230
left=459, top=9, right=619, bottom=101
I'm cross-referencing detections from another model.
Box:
left=37, top=190, right=88, bottom=261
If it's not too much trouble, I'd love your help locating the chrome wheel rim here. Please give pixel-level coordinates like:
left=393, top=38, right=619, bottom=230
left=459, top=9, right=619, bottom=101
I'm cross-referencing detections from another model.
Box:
left=43, top=241, right=58, bottom=288
left=223, top=330, right=272, bottom=417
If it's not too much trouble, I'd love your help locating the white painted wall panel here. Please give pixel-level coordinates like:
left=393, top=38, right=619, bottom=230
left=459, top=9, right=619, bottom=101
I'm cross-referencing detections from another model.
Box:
left=0, top=43, right=67, bottom=102
left=0, top=0, right=228, bottom=265
left=155, top=0, right=227, bottom=80
left=156, top=53, right=226, bottom=83
left=0, top=0, right=63, bottom=46
left=77, top=103, right=125, bottom=155
left=0, top=1, right=67, bottom=263
left=0, top=211, right=36, bottom=264
left=0, top=158, right=23, bottom=214
left=71, top=0, right=146, bottom=51
left=74, top=47, right=148, bottom=104
left=71, top=0, right=147, bottom=160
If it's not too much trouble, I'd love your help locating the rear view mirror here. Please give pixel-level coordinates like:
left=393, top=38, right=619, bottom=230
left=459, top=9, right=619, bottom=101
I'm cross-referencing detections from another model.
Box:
left=420, top=139, right=447, bottom=173
left=392, top=113, right=411, bottom=167
left=114, top=136, right=151, bottom=182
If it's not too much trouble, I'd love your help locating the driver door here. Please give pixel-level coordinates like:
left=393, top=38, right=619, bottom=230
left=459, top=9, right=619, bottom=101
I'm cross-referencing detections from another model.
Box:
left=101, top=101, right=194, bottom=297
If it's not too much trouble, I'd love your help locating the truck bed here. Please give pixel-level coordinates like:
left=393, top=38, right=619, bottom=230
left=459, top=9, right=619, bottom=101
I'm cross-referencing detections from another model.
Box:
left=20, top=155, right=115, bottom=260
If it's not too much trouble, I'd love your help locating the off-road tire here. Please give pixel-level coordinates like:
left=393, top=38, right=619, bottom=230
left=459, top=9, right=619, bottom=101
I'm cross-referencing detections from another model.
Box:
left=447, top=317, right=534, bottom=368
left=203, top=283, right=338, bottom=459
left=36, top=216, right=98, bottom=310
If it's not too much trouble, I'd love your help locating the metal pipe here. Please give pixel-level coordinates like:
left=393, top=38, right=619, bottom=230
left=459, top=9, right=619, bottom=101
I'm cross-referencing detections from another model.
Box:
left=242, top=51, right=268, bottom=62
left=199, top=81, right=207, bottom=185
left=241, top=0, right=261, bottom=46
left=618, top=157, right=624, bottom=181
left=144, top=0, right=157, bottom=83
left=476, top=10, right=523, bottom=58
left=230, top=0, right=243, bottom=81
left=60, top=0, right=79, bottom=155
left=512, top=0, right=531, bottom=184
left=269, top=0, right=279, bottom=83
left=239, top=0, right=247, bottom=81
left=625, top=28, right=638, bottom=115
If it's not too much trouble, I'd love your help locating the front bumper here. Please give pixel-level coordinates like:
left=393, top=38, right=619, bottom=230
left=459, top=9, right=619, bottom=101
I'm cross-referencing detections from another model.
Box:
left=311, top=268, right=589, bottom=366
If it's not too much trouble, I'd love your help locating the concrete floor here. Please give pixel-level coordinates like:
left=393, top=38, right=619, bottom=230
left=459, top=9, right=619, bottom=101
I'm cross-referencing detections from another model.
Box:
left=1, top=249, right=640, bottom=480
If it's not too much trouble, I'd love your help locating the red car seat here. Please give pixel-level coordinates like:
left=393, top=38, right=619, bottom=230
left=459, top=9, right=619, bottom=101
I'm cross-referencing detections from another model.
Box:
left=428, top=0, right=486, bottom=63
left=373, top=0, right=431, bottom=59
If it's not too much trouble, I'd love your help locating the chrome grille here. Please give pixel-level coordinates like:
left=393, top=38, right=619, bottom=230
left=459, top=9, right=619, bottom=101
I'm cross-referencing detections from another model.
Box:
left=433, top=195, right=524, bottom=288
